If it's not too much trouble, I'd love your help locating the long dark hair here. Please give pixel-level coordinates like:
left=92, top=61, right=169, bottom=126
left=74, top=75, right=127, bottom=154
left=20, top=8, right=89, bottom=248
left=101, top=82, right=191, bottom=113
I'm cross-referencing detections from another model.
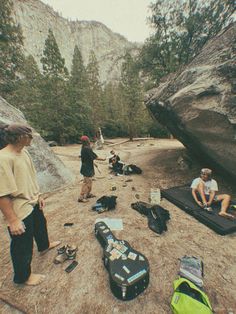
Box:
left=0, top=123, right=32, bottom=149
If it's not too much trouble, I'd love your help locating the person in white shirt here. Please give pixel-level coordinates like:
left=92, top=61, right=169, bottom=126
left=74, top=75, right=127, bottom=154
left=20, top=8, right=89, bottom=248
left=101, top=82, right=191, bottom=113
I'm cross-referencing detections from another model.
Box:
left=191, top=168, right=233, bottom=219
left=0, top=124, right=60, bottom=285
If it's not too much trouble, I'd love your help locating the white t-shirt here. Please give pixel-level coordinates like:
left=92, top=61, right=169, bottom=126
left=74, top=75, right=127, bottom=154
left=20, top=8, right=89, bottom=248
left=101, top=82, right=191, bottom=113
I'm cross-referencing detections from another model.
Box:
left=191, top=177, right=218, bottom=195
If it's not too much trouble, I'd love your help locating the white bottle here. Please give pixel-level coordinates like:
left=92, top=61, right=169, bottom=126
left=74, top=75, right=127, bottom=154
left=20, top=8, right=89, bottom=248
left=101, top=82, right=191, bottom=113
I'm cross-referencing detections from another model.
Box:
left=150, top=188, right=161, bottom=205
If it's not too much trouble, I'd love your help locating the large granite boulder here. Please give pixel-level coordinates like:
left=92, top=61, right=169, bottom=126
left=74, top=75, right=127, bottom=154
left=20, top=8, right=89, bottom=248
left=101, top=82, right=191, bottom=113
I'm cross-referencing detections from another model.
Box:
left=0, top=96, right=75, bottom=192
left=145, top=23, right=236, bottom=181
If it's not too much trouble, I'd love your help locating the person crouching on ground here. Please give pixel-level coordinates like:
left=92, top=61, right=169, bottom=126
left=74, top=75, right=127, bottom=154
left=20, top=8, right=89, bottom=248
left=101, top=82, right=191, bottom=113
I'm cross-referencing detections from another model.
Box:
left=191, top=168, right=233, bottom=219
left=111, top=156, right=124, bottom=175
left=0, top=124, right=60, bottom=286
left=108, top=150, right=120, bottom=165
left=78, top=135, right=106, bottom=202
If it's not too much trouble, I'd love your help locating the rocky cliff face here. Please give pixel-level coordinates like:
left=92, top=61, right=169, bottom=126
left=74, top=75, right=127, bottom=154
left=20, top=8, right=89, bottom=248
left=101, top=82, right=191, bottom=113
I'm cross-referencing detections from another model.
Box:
left=145, top=23, right=236, bottom=181
left=0, top=96, right=75, bottom=192
left=11, top=0, right=139, bottom=83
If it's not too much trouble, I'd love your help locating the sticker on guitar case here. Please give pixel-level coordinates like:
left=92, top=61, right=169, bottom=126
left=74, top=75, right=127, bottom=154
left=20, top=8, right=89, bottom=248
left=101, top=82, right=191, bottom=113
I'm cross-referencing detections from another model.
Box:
left=119, top=245, right=128, bottom=253
left=114, top=273, right=125, bottom=281
left=106, top=243, right=114, bottom=252
left=110, top=248, right=122, bottom=259
left=139, top=255, right=145, bottom=261
left=109, top=255, right=116, bottom=261
left=106, top=234, right=114, bottom=241
left=128, top=252, right=137, bottom=260
left=121, top=254, right=127, bottom=260
left=123, top=265, right=130, bottom=274
left=113, top=243, right=122, bottom=250
left=127, top=269, right=147, bottom=283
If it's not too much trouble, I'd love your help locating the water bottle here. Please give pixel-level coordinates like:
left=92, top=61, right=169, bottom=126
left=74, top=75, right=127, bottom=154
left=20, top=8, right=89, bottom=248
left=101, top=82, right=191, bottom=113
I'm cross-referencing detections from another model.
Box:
left=150, top=188, right=161, bottom=205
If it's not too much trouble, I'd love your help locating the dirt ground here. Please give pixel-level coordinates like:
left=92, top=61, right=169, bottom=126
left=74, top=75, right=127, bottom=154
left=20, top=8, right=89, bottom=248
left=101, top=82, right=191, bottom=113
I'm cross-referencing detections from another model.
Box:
left=0, top=138, right=236, bottom=314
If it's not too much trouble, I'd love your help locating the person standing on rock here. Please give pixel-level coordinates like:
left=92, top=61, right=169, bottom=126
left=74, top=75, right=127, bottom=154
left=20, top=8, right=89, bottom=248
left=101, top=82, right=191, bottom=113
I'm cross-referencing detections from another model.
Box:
left=78, top=135, right=106, bottom=202
left=0, top=124, right=60, bottom=286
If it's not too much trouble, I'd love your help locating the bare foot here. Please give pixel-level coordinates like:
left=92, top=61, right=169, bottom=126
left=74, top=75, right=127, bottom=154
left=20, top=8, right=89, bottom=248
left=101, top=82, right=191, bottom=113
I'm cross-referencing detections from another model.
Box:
left=40, top=241, right=61, bottom=255
left=49, top=241, right=61, bottom=249
left=25, top=273, right=45, bottom=286
left=219, top=212, right=235, bottom=220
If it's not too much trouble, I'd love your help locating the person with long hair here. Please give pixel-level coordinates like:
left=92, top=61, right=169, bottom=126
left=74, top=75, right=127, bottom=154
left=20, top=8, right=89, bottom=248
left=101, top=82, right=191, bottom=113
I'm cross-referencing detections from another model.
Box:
left=0, top=123, right=60, bottom=285
left=78, top=135, right=105, bottom=202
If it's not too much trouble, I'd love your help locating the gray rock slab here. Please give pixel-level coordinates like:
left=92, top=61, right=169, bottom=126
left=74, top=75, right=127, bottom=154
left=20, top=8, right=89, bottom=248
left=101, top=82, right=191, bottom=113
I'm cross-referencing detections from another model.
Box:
left=145, top=23, right=236, bottom=181
left=0, top=96, right=75, bottom=193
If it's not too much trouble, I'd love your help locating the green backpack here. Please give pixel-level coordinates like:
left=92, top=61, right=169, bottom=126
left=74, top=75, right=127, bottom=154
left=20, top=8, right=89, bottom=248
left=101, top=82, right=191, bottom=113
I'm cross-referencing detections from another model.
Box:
left=171, top=278, right=213, bottom=314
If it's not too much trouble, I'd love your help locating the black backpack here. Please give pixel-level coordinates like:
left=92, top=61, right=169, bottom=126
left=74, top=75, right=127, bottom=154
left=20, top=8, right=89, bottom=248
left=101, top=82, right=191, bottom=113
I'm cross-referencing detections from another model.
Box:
left=129, top=164, right=142, bottom=174
left=123, top=164, right=142, bottom=175
left=96, top=195, right=117, bottom=210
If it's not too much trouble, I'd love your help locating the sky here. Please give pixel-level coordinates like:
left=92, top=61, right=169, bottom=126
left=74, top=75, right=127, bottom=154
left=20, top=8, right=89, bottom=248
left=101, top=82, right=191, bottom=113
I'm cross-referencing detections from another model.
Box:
left=40, top=0, right=154, bottom=43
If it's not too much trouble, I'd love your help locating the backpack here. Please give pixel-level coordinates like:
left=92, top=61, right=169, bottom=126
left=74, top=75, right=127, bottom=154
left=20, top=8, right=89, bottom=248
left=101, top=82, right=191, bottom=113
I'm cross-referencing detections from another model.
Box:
left=171, top=278, right=213, bottom=314
left=129, top=164, right=142, bottom=174
left=123, top=164, right=142, bottom=175
left=179, top=256, right=204, bottom=288
left=96, top=195, right=117, bottom=211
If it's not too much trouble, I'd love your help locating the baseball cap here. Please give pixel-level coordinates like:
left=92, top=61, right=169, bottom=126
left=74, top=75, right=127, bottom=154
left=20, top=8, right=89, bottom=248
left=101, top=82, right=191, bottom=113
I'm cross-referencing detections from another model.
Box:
left=80, top=135, right=90, bottom=142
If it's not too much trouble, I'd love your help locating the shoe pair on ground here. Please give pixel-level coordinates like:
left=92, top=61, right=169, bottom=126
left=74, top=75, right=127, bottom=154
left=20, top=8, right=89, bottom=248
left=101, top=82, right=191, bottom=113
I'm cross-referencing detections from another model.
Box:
left=54, top=244, right=78, bottom=264
left=78, top=193, right=96, bottom=203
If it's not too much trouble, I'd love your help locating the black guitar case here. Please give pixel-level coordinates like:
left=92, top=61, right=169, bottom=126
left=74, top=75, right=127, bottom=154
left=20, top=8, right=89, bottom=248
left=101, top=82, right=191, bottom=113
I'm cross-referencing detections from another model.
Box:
left=95, top=221, right=149, bottom=300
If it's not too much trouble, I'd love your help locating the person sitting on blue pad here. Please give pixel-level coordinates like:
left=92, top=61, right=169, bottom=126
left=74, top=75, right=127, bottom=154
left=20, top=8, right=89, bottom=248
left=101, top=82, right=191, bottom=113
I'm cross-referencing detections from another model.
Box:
left=191, top=168, right=234, bottom=219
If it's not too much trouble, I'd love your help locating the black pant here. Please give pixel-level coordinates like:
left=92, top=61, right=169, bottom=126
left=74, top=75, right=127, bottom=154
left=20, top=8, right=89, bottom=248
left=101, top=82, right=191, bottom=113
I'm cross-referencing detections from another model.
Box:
left=8, top=204, right=49, bottom=284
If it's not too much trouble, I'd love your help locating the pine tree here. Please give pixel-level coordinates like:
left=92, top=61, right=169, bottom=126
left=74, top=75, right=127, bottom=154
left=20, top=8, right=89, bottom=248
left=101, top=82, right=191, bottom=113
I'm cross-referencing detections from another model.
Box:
left=41, top=28, right=68, bottom=79
left=86, top=50, right=103, bottom=131
left=20, top=55, right=43, bottom=126
left=0, top=0, right=24, bottom=97
left=139, top=0, right=235, bottom=84
left=7, top=55, right=42, bottom=121
left=22, top=55, right=41, bottom=81
left=67, top=45, right=91, bottom=138
left=38, top=77, right=69, bottom=143
left=100, top=82, right=128, bottom=137
left=40, top=29, right=69, bottom=144
left=121, top=52, right=144, bottom=140
left=102, top=82, right=117, bottom=121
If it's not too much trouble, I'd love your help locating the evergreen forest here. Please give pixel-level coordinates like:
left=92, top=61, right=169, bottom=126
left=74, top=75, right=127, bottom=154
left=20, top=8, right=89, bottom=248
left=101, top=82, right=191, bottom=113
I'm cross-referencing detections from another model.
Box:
left=0, top=0, right=234, bottom=144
